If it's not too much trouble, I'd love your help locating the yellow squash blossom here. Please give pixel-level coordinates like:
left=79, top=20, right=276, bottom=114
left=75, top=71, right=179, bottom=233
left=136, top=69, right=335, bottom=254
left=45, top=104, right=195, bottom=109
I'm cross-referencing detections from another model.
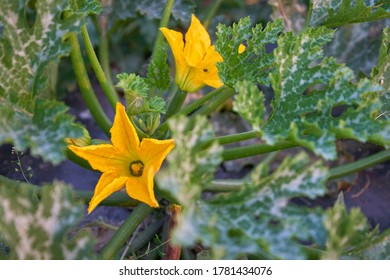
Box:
left=69, top=103, right=175, bottom=214
left=160, top=14, right=223, bottom=93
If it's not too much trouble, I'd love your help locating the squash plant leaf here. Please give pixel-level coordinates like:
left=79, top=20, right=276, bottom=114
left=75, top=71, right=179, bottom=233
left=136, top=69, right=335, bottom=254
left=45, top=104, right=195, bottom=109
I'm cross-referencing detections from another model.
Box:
left=322, top=194, right=386, bottom=259
left=0, top=0, right=99, bottom=164
left=157, top=115, right=223, bottom=205
left=233, top=80, right=266, bottom=131
left=158, top=116, right=328, bottom=259
left=147, top=42, right=171, bottom=93
left=262, top=27, right=389, bottom=160
left=111, top=0, right=195, bottom=22
left=371, top=27, right=390, bottom=120
left=215, top=17, right=283, bottom=87
left=310, top=0, right=390, bottom=27
left=0, top=177, right=94, bottom=259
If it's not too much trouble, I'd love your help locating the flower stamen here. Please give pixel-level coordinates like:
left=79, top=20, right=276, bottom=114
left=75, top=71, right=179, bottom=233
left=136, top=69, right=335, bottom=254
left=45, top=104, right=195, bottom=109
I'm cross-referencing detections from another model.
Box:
left=130, top=160, right=144, bottom=177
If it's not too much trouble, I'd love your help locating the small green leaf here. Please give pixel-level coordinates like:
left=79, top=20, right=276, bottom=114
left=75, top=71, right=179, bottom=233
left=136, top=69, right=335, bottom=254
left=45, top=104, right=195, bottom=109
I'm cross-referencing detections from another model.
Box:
left=0, top=177, right=94, bottom=259
left=215, top=17, right=283, bottom=86
left=322, top=194, right=381, bottom=259
left=70, top=0, right=102, bottom=15
left=310, top=0, right=390, bottom=27
left=147, top=42, right=170, bottom=93
left=371, top=27, right=390, bottom=120
left=233, top=80, right=266, bottom=131
left=262, top=27, right=389, bottom=159
left=158, top=115, right=223, bottom=204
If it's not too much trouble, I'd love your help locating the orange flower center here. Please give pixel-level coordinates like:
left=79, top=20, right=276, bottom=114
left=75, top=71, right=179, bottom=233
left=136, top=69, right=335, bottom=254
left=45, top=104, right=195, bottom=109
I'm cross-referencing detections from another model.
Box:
left=129, top=160, right=144, bottom=177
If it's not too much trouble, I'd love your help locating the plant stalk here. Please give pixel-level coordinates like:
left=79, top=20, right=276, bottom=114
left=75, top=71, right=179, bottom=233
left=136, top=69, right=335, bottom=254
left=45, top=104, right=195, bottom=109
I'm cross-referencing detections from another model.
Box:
left=69, top=32, right=112, bottom=136
left=99, top=203, right=152, bottom=259
left=81, top=25, right=118, bottom=109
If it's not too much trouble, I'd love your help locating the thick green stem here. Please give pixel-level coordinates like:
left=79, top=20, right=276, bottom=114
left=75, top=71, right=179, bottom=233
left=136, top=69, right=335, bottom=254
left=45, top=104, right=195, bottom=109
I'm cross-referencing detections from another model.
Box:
left=81, top=26, right=118, bottom=109
left=98, top=27, right=115, bottom=95
left=193, top=87, right=235, bottom=116
left=327, top=149, right=390, bottom=181
left=216, top=130, right=259, bottom=145
left=158, top=86, right=227, bottom=134
left=164, top=87, right=187, bottom=120
left=151, top=0, right=175, bottom=61
left=69, top=33, right=112, bottom=136
left=202, top=0, right=223, bottom=29
left=223, top=141, right=298, bottom=161
left=99, top=203, right=152, bottom=259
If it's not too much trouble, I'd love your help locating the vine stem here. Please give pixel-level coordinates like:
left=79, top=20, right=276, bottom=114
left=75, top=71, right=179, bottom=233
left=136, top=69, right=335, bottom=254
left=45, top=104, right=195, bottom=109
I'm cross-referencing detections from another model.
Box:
left=327, top=149, right=390, bottom=180
left=81, top=25, right=118, bottom=110
left=151, top=0, right=175, bottom=61
left=202, top=0, right=223, bottom=29
left=68, top=32, right=112, bottom=136
left=158, top=86, right=228, bottom=134
left=99, top=203, right=152, bottom=259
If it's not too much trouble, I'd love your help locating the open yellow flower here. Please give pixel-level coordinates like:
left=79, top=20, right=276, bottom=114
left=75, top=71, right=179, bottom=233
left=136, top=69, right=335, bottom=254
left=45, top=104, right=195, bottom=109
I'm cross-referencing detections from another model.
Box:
left=69, top=103, right=175, bottom=214
left=160, top=14, right=223, bottom=93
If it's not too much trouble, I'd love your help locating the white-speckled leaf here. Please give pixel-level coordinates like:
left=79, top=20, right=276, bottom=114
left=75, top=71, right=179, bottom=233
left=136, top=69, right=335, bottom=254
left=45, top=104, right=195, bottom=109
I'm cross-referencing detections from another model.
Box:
left=161, top=147, right=328, bottom=259
left=215, top=18, right=283, bottom=86
left=0, top=0, right=99, bottom=164
left=233, top=80, right=266, bottom=131
left=262, top=27, right=389, bottom=160
left=371, top=27, right=390, bottom=120
left=0, top=179, right=94, bottom=259
left=322, top=195, right=383, bottom=259
left=310, top=0, right=390, bottom=27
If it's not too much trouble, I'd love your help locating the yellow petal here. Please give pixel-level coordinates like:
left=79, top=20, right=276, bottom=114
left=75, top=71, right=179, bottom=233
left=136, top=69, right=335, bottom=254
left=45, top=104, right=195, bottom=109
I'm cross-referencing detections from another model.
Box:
left=68, top=144, right=125, bottom=173
left=238, top=43, right=246, bottom=54
left=88, top=172, right=128, bottom=213
left=160, top=27, right=187, bottom=85
left=139, top=138, right=175, bottom=172
left=125, top=167, right=159, bottom=208
left=183, top=14, right=211, bottom=67
left=111, top=103, right=140, bottom=159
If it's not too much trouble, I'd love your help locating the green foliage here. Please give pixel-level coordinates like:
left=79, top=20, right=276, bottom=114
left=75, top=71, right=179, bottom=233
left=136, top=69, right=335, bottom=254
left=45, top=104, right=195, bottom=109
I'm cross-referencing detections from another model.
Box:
left=160, top=146, right=328, bottom=259
left=322, top=194, right=382, bottom=259
left=261, top=27, right=389, bottom=160
left=70, top=0, right=102, bottom=15
left=215, top=17, right=283, bottom=86
left=233, top=81, right=266, bottom=131
left=147, top=42, right=171, bottom=93
left=371, top=27, right=390, bottom=120
left=310, top=0, right=390, bottom=27
left=0, top=177, right=94, bottom=259
left=0, top=0, right=101, bottom=164
left=111, top=0, right=195, bottom=22
left=116, top=73, right=166, bottom=116
left=158, top=115, right=223, bottom=203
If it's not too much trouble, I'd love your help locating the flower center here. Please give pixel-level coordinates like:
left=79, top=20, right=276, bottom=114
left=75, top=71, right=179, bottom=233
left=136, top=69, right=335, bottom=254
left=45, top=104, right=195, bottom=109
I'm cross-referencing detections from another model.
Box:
left=129, top=160, right=144, bottom=177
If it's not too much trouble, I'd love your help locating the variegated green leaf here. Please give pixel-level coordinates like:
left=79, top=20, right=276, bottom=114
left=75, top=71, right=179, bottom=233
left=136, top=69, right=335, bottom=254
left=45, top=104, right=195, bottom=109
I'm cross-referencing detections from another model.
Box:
left=0, top=0, right=100, bottom=164
left=215, top=17, right=283, bottom=86
left=322, top=194, right=381, bottom=259
left=262, top=27, right=389, bottom=160
left=371, top=27, right=390, bottom=120
left=233, top=80, right=266, bottom=131
left=111, top=0, right=195, bottom=22
left=158, top=115, right=223, bottom=203
left=160, top=141, right=328, bottom=259
left=0, top=177, right=94, bottom=259
left=310, top=0, right=390, bottom=27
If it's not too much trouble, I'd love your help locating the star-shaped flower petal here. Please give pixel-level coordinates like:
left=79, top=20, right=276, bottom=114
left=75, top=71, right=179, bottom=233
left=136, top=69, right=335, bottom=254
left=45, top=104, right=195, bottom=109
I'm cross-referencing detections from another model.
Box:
left=69, top=103, right=175, bottom=213
left=160, top=14, right=223, bottom=93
